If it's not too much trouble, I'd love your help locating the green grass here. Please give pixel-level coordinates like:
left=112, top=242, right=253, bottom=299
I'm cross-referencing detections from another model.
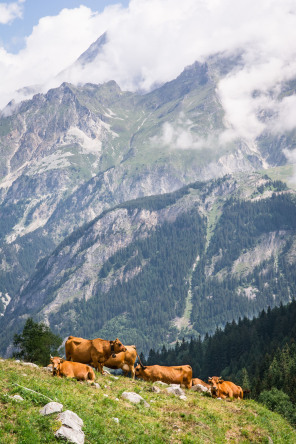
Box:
left=1, top=360, right=296, bottom=443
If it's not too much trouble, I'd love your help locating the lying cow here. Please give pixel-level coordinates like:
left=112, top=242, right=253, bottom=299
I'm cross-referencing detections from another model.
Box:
left=191, top=377, right=211, bottom=391
left=50, top=356, right=95, bottom=381
left=135, top=363, right=192, bottom=389
left=208, top=376, right=243, bottom=400
left=65, top=336, right=126, bottom=374
left=104, top=345, right=138, bottom=379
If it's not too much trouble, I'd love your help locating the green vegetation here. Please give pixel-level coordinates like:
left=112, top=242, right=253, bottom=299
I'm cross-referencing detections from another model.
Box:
left=13, top=318, right=62, bottom=367
left=49, top=208, right=207, bottom=352
left=1, top=359, right=296, bottom=443
left=148, top=299, right=296, bottom=427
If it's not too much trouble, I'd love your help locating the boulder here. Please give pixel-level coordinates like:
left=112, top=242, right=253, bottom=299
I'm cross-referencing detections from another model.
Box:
left=55, top=425, right=85, bottom=444
left=21, top=362, right=39, bottom=368
left=121, top=391, right=150, bottom=408
left=166, top=386, right=186, bottom=398
left=151, top=385, right=161, bottom=393
left=153, top=381, right=168, bottom=387
left=191, top=384, right=210, bottom=393
left=40, top=402, right=63, bottom=415
left=57, top=410, right=84, bottom=431
left=11, top=395, right=24, bottom=401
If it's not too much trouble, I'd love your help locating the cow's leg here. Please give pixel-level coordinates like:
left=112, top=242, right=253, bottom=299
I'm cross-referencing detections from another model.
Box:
left=131, top=366, right=135, bottom=380
left=96, top=362, right=103, bottom=374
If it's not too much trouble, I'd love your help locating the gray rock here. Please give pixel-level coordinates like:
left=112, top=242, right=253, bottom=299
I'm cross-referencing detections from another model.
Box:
left=11, top=395, right=24, bottom=401
left=55, top=425, right=85, bottom=444
left=191, top=384, right=210, bottom=393
left=57, top=410, right=84, bottom=431
left=153, top=381, right=168, bottom=387
left=40, top=401, right=63, bottom=415
left=166, top=386, right=186, bottom=397
left=151, top=385, right=161, bottom=393
left=121, top=391, right=150, bottom=408
left=21, top=362, right=39, bottom=368
left=179, top=395, right=187, bottom=401
left=113, top=417, right=119, bottom=423
left=44, top=364, right=53, bottom=372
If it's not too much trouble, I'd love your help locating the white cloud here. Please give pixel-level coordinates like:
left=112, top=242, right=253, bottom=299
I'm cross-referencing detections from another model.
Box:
left=1, top=0, right=296, bottom=149
left=151, top=113, right=217, bottom=150
left=0, top=1, right=25, bottom=25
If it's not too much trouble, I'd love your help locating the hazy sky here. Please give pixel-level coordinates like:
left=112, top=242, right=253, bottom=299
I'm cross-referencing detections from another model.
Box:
left=1, top=0, right=296, bottom=151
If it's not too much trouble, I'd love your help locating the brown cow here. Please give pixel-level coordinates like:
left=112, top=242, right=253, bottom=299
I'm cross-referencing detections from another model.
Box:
left=65, top=336, right=126, bottom=374
left=103, top=345, right=138, bottom=379
left=191, top=377, right=211, bottom=389
left=135, top=363, right=192, bottom=389
left=208, top=376, right=243, bottom=400
left=50, top=356, right=95, bottom=381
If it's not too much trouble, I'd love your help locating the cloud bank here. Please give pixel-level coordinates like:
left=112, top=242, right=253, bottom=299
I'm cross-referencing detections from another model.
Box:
left=1, top=0, right=296, bottom=148
left=0, top=0, right=25, bottom=25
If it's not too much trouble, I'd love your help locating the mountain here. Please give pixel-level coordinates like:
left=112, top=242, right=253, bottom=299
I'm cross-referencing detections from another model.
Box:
left=0, top=44, right=296, bottom=355
left=1, top=172, right=295, bottom=356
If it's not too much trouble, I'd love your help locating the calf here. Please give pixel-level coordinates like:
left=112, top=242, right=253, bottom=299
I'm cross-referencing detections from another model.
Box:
left=208, top=376, right=243, bottom=400
left=50, top=356, right=95, bottom=382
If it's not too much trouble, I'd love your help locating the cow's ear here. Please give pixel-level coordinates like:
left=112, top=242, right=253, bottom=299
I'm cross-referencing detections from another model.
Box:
left=60, top=358, right=64, bottom=363
left=218, top=378, right=224, bottom=383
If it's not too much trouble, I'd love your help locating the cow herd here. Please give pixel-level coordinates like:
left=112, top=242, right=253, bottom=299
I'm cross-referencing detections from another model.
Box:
left=50, top=335, right=244, bottom=400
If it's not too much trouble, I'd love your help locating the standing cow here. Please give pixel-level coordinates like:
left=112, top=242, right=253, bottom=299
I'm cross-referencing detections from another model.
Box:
left=135, top=363, right=192, bottom=389
left=50, top=356, right=95, bottom=381
left=103, top=345, right=138, bottom=379
left=208, top=376, right=243, bottom=400
left=65, top=336, right=126, bottom=374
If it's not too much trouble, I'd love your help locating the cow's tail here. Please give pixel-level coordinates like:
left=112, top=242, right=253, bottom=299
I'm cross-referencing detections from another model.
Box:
left=88, top=368, right=95, bottom=381
left=136, top=351, right=145, bottom=368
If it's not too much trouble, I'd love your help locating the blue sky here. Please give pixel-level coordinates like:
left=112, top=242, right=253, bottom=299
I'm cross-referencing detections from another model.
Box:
left=0, top=0, right=129, bottom=52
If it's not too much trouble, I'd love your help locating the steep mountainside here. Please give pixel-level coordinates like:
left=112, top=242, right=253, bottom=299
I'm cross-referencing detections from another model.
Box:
left=0, top=56, right=268, bottom=322
left=1, top=173, right=295, bottom=355
left=1, top=49, right=296, bottom=356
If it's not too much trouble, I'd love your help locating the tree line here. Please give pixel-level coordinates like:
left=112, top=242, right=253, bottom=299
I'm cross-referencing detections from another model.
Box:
left=146, top=299, right=296, bottom=426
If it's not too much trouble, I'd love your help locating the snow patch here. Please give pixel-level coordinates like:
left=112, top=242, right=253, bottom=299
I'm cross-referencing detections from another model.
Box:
left=0, top=292, right=11, bottom=316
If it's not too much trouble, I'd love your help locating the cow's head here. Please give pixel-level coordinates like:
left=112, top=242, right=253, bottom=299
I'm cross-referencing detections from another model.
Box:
left=135, top=363, right=147, bottom=377
left=208, top=376, right=223, bottom=397
left=110, top=338, right=126, bottom=357
left=50, top=356, right=64, bottom=375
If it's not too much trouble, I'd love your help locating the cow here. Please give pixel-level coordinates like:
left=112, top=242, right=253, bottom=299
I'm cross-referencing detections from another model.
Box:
left=208, top=376, right=243, bottom=400
left=50, top=356, right=95, bottom=382
left=103, top=345, right=138, bottom=379
left=65, top=336, right=126, bottom=374
left=135, top=363, right=192, bottom=389
left=191, top=377, right=211, bottom=389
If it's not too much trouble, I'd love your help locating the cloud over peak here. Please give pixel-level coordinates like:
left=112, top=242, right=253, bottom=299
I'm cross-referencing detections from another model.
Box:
left=1, top=0, right=296, bottom=148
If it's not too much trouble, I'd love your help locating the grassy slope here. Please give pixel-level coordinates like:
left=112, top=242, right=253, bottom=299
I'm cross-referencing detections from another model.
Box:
left=1, top=360, right=296, bottom=443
